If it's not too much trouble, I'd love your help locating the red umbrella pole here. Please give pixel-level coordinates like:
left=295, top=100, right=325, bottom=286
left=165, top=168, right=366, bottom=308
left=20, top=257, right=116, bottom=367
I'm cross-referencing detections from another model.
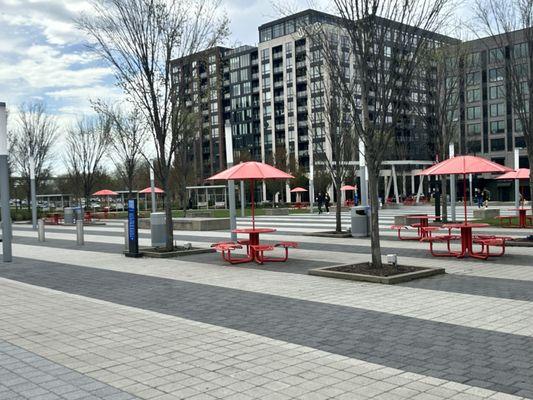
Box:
left=463, top=173, right=467, bottom=224
left=251, top=178, right=255, bottom=229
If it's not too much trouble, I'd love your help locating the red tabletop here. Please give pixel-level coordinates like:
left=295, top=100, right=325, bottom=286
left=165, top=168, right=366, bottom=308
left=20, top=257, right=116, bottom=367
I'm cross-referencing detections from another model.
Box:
left=443, top=223, right=490, bottom=229
left=232, top=228, right=276, bottom=234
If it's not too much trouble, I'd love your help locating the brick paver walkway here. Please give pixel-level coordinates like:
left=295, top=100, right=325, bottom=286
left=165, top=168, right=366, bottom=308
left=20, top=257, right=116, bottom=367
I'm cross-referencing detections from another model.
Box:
left=1, top=205, right=532, bottom=399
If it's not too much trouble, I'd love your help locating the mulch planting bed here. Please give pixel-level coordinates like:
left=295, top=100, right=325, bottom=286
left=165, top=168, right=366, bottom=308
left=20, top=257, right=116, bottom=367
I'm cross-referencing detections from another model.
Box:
left=329, top=263, right=425, bottom=277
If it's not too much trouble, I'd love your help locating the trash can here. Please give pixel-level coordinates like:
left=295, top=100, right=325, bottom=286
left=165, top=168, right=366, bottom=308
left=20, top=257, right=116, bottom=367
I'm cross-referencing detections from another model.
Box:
left=351, top=205, right=369, bottom=237
left=64, top=207, right=74, bottom=224
left=74, top=207, right=83, bottom=222
left=150, top=212, right=167, bottom=248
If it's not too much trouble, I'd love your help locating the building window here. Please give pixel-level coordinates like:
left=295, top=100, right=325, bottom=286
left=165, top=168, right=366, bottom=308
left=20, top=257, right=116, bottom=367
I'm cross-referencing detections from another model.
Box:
left=466, top=71, right=481, bottom=86
left=467, top=123, right=481, bottom=136
left=513, top=42, right=528, bottom=59
left=465, top=52, right=481, bottom=68
left=261, top=49, right=269, bottom=60
left=240, top=69, right=249, bottom=80
left=490, top=103, right=505, bottom=117
left=468, top=140, right=481, bottom=153
left=490, top=120, right=505, bottom=134
left=262, top=76, right=271, bottom=88
left=489, top=85, right=504, bottom=100
left=489, top=48, right=505, bottom=64
left=515, top=118, right=523, bottom=132
left=467, top=106, right=481, bottom=120
left=230, top=71, right=238, bottom=83
left=489, top=68, right=504, bottom=82
left=260, top=28, right=272, bottom=42
left=272, top=23, right=284, bottom=39
left=261, top=63, right=270, bottom=74
left=466, top=88, right=480, bottom=103
left=490, top=138, right=505, bottom=151
left=285, top=20, right=295, bottom=34
left=232, top=85, right=241, bottom=96
left=230, top=57, right=240, bottom=70
left=243, top=82, right=251, bottom=94
left=240, top=54, right=250, bottom=68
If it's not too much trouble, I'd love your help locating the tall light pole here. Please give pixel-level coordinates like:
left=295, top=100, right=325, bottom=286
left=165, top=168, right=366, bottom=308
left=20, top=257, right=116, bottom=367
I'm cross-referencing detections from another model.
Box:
left=0, top=102, right=12, bottom=262
left=29, top=155, right=37, bottom=229
left=309, top=135, right=315, bottom=213
left=514, top=148, right=520, bottom=211
left=449, top=143, right=456, bottom=222
left=225, top=122, right=237, bottom=241
left=150, top=162, right=156, bottom=213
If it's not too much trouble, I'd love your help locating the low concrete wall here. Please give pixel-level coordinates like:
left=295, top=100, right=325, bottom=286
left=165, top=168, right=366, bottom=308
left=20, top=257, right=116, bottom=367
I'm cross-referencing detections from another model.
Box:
left=185, top=210, right=216, bottom=218
left=473, top=208, right=500, bottom=219
left=263, top=208, right=290, bottom=216
left=139, top=217, right=229, bottom=231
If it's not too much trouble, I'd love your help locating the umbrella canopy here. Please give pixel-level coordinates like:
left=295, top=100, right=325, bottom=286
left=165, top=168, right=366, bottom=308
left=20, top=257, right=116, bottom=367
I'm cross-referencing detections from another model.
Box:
left=290, top=187, right=308, bottom=193
left=207, top=161, right=294, bottom=181
left=207, top=161, right=294, bottom=229
left=419, top=155, right=511, bottom=176
left=138, top=186, right=165, bottom=194
left=340, top=185, right=356, bottom=191
left=495, top=168, right=530, bottom=180
left=92, top=189, right=118, bottom=196
left=418, top=156, right=511, bottom=224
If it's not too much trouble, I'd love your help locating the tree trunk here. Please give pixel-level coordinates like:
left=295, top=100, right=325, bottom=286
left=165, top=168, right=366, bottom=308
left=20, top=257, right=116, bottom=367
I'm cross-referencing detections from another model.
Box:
left=335, top=184, right=342, bottom=233
left=367, top=164, right=382, bottom=269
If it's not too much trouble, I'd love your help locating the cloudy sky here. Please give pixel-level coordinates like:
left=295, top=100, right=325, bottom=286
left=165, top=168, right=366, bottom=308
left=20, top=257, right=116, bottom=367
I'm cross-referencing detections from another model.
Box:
left=0, top=0, right=320, bottom=129
left=0, top=0, right=469, bottom=147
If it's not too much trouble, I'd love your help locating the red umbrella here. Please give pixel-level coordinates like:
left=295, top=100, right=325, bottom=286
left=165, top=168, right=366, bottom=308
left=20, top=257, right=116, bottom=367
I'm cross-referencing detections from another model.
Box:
left=92, top=189, right=118, bottom=196
left=138, top=187, right=165, bottom=194
left=340, top=185, right=356, bottom=191
left=495, top=168, right=530, bottom=181
left=290, top=187, right=307, bottom=203
left=207, top=161, right=294, bottom=229
left=419, top=156, right=511, bottom=223
left=290, top=187, right=307, bottom=192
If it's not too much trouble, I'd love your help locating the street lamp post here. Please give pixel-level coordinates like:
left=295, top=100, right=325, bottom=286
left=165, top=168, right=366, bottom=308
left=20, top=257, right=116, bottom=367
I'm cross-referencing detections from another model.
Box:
left=0, top=102, right=12, bottom=262
left=358, top=139, right=368, bottom=207
left=150, top=163, right=156, bottom=213
left=30, top=155, right=37, bottom=229
left=225, top=122, right=237, bottom=241
left=514, top=148, right=520, bottom=211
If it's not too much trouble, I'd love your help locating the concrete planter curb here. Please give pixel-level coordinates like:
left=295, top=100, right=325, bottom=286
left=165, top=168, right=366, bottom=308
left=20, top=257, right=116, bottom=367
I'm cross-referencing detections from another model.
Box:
left=139, top=247, right=215, bottom=258
left=263, top=208, right=290, bottom=215
left=308, top=264, right=445, bottom=284
left=303, top=231, right=353, bottom=238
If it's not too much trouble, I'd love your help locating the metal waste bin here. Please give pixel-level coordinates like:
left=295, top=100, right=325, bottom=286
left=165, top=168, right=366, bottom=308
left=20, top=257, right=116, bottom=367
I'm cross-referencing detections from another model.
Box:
left=64, top=207, right=74, bottom=224
left=74, top=207, right=83, bottom=222
left=151, top=212, right=167, bottom=248
left=351, top=205, right=369, bottom=237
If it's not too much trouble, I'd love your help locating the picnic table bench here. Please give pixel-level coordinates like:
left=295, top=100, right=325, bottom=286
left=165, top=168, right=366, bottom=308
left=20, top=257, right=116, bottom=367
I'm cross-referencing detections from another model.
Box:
left=211, top=239, right=298, bottom=265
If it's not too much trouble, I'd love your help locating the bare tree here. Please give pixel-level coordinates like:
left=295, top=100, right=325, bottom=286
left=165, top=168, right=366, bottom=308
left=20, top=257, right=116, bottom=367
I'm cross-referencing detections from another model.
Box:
left=64, top=115, right=112, bottom=207
left=473, top=0, right=533, bottom=210
left=307, top=51, right=357, bottom=232
left=310, top=0, right=455, bottom=267
left=78, top=0, right=229, bottom=250
left=415, top=42, right=465, bottom=220
left=93, top=101, right=147, bottom=197
left=12, top=101, right=59, bottom=207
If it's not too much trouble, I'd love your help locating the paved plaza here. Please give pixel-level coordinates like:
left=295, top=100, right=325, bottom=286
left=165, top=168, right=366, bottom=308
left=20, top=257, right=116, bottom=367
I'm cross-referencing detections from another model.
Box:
left=1, top=206, right=532, bottom=399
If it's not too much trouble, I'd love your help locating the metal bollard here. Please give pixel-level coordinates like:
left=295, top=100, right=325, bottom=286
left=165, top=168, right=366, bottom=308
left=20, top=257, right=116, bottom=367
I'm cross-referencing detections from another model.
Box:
left=38, top=219, right=45, bottom=242
left=76, top=219, right=84, bottom=245
left=124, top=221, right=129, bottom=251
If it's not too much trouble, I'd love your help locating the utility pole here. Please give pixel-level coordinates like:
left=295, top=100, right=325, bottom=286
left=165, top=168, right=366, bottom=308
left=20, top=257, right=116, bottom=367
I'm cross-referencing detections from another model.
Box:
left=30, top=155, right=37, bottom=229
left=358, top=139, right=368, bottom=207
left=0, top=102, right=12, bottom=262
left=225, top=122, right=237, bottom=241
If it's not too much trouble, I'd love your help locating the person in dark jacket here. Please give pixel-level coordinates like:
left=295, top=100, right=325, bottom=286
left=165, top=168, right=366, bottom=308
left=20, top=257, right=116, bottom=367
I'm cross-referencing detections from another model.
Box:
left=315, top=192, right=324, bottom=214
left=324, top=192, right=331, bottom=213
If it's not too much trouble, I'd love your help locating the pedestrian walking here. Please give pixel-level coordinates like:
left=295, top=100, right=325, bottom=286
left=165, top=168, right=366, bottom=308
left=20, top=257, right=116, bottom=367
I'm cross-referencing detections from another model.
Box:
left=482, top=189, right=490, bottom=208
left=475, top=188, right=483, bottom=208
left=315, top=192, right=324, bottom=214
left=324, top=192, right=331, bottom=214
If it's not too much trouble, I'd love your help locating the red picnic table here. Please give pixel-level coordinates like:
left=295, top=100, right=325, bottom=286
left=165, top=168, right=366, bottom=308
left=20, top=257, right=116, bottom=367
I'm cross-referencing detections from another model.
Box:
left=442, top=222, right=490, bottom=259
left=393, top=215, right=440, bottom=240
left=212, top=228, right=298, bottom=264
left=509, top=208, right=533, bottom=228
